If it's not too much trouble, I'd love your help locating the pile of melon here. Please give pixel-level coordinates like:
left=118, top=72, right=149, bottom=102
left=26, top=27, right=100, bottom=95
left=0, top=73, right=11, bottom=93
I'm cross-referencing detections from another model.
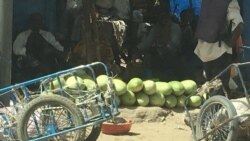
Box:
left=96, top=75, right=203, bottom=109
left=46, top=69, right=203, bottom=109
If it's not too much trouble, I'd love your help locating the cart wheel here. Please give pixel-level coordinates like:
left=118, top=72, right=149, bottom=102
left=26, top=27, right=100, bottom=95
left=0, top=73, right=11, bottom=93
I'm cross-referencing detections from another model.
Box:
left=17, top=95, right=85, bottom=141
left=196, top=95, right=238, bottom=141
left=84, top=124, right=101, bottom=141
left=77, top=102, right=101, bottom=141
left=84, top=106, right=101, bottom=141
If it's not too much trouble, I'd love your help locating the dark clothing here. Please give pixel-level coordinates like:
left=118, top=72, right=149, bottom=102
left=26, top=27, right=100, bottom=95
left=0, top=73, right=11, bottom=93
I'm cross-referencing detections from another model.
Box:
left=203, top=53, right=232, bottom=92
left=195, top=0, right=231, bottom=43
left=25, top=32, right=60, bottom=77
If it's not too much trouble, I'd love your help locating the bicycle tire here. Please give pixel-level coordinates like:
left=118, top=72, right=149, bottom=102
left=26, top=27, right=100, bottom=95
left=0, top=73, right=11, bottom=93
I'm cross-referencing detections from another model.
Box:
left=17, top=94, right=85, bottom=141
left=196, top=95, right=239, bottom=141
left=84, top=106, right=101, bottom=141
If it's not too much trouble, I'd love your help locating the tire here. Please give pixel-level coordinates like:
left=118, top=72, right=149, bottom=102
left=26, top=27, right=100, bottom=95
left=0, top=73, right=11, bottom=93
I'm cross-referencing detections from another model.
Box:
left=196, top=95, right=239, bottom=141
left=80, top=104, right=101, bottom=141
left=17, top=95, right=85, bottom=141
left=84, top=123, right=101, bottom=141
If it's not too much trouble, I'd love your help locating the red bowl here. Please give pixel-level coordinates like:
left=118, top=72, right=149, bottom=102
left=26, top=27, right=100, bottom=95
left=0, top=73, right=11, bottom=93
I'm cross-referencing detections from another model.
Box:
left=101, top=119, right=132, bottom=135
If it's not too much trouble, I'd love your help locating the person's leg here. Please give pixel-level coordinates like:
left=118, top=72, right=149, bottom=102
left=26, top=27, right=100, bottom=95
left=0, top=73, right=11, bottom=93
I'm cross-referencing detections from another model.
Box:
left=203, top=53, right=232, bottom=80
left=203, top=53, right=232, bottom=97
left=212, top=53, right=232, bottom=93
left=203, top=61, right=213, bottom=81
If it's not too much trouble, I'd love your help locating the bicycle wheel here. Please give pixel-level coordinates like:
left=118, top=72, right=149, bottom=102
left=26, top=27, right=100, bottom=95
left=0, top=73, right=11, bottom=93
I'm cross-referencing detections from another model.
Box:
left=196, top=95, right=239, bottom=141
left=83, top=106, right=101, bottom=141
left=0, top=112, right=17, bottom=140
left=17, top=95, right=85, bottom=141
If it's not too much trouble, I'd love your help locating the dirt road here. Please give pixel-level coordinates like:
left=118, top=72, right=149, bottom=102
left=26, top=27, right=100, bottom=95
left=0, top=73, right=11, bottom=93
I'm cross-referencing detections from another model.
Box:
left=97, top=107, right=194, bottom=141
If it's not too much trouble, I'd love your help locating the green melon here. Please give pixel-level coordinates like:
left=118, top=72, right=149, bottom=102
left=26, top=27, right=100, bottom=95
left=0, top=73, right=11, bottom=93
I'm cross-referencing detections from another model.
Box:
left=49, top=76, right=66, bottom=90
left=165, top=95, right=178, bottom=108
left=127, top=78, right=143, bottom=93
left=155, top=82, right=172, bottom=96
left=143, top=80, right=156, bottom=95
left=96, top=74, right=109, bottom=90
left=177, top=95, right=188, bottom=107
left=112, top=79, right=127, bottom=96
left=149, top=93, right=165, bottom=107
left=65, top=76, right=85, bottom=89
left=120, top=91, right=136, bottom=106
left=83, top=78, right=96, bottom=90
left=136, top=92, right=150, bottom=107
left=169, top=81, right=185, bottom=96
left=181, top=80, right=197, bottom=95
left=189, top=95, right=202, bottom=108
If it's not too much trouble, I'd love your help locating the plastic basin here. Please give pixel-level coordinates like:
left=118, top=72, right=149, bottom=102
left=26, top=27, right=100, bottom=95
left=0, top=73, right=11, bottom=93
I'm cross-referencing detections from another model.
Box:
left=101, top=119, right=132, bottom=135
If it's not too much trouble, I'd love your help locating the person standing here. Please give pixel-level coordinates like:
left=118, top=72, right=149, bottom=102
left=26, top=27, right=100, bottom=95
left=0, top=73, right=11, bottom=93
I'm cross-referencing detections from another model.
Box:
left=13, top=13, right=64, bottom=80
left=194, top=0, right=243, bottom=96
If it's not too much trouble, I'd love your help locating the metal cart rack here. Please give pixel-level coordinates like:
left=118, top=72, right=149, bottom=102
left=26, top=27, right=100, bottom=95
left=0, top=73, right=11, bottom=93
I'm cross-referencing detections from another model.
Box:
left=0, top=62, right=119, bottom=141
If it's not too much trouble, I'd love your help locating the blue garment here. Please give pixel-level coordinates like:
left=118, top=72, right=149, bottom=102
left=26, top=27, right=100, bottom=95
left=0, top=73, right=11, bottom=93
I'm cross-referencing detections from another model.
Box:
left=169, top=0, right=201, bottom=21
left=242, top=0, right=250, bottom=46
left=240, top=0, right=250, bottom=81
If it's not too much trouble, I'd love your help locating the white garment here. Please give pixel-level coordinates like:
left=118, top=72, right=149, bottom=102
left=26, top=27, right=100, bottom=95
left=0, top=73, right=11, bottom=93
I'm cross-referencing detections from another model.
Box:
left=112, top=20, right=127, bottom=48
left=13, top=29, right=64, bottom=56
left=194, top=0, right=243, bottom=62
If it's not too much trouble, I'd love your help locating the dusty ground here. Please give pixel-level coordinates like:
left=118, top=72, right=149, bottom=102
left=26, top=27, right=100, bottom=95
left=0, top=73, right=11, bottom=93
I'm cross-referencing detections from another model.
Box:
left=97, top=105, right=250, bottom=141
left=97, top=107, right=195, bottom=141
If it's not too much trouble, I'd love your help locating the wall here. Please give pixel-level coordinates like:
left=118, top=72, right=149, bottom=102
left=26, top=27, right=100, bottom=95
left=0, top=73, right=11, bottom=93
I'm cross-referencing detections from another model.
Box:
left=0, top=0, right=13, bottom=87
left=0, top=0, right=13, bottom=105
left=13, top=0, right=57, bottom=38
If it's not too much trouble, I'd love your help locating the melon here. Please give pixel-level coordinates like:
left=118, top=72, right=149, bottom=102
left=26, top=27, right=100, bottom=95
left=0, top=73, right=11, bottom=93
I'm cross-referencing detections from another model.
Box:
left=83, top=78, right=96, bottom=90
left=120, top=91, right=136, bottom=106
left=143, top=80, right=156, bottom=95
left=169, top=81, right=185, bottom=96
left=49, top=77, right=66, bottom=90
left=127, top=77, right=143, bottom=93
left=165, top=95, right=177, bottom=108
left=189, top=95, right=202, bottom=108
left=96, top=74, right=109, bottom=90
left=181, top=80, right=197, bottom=95
left=149, top=93, right=165, bottom=107
left=65, top=76, right=85, bottom=89
left=136, top=92, right=150, bottom=107
left=113, top=79, right=127, bottom=96
left=155, top=82, right=172, bottom=96
left=177, top=95, right=188, bottom=107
